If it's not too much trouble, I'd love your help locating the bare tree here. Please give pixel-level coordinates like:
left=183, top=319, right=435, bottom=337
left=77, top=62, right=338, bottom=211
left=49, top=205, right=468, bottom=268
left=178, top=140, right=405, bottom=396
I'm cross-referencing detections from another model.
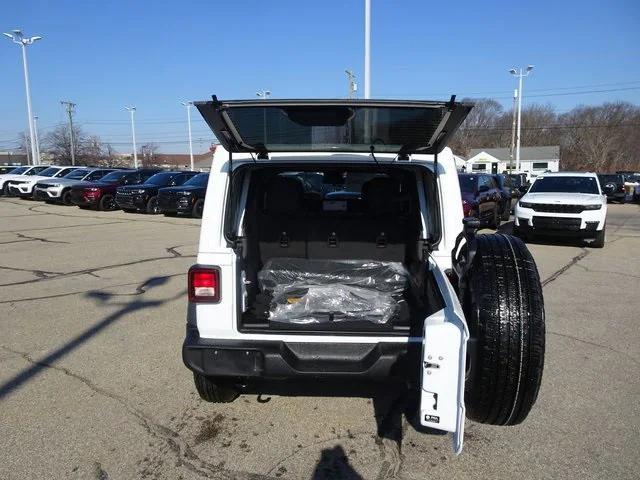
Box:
left=451, top=98, right=505, bottom=156
left=559, top=102, right=639, bottom=171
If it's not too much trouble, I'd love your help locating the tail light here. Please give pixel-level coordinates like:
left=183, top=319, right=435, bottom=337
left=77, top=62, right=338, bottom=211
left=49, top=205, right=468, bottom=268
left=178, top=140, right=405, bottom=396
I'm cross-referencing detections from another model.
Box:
left=188, top=266, right=221, bottom=303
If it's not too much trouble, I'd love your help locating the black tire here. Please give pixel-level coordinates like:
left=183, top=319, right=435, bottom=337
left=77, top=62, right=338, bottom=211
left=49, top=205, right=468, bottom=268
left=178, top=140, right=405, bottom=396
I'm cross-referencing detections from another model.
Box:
left=591, top=227, right=605, bottom=248
left=193, top=373, right=239, bottom=403
left=463, top=233, right=545, bottom=425
left=146, top=196, right=160, bottom=214
left=99, top=194, right=117, bottom=211
left=61, top=189, right=73, bottom=206
left=192, top=199, right=204, bottom=218
left=501, top=200, right=511, bottom=221
left=3, top=183, right=12, bottom=196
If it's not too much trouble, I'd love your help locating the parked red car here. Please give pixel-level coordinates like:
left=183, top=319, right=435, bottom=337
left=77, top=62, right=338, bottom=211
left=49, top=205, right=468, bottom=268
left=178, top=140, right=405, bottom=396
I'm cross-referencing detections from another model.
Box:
left=69, top=169, right=162, bottom=210
left=458, top=173, right=502, bottom=228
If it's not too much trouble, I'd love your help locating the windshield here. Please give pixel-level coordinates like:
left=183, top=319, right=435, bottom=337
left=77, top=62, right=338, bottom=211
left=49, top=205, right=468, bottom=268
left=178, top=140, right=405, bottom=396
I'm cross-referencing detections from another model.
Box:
left=598, top=175, right=622, bottom=184
left=7, top=166, right=28, bottom=175
left=38, top=167, right=63, bottom=177
left=184, top=173, right=209, bottom=187
left=458, top=175, right=477, bottom=193
left=63, top=169, right=91, bottom=180
left=145, top=172, right=177, bottom=185
left=530, top=176, right=600, bottom=194
left=99, top=171, right=131, bottom=183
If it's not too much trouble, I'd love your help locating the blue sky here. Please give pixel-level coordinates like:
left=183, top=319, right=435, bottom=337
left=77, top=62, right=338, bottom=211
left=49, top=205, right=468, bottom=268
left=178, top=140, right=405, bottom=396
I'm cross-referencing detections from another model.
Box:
left=2, top=0, right=639, bottom=153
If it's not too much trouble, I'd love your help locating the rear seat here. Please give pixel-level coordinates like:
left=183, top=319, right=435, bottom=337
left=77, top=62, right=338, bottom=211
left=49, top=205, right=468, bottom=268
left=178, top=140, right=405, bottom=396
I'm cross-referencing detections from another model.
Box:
left=257, top=176, right=307, bottom=262
left=307, top=177, right=408, bottom=262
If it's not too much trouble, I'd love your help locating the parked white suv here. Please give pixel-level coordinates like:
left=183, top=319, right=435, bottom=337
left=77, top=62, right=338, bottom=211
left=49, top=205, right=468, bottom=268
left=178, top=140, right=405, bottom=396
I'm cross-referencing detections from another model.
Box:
left=7, top=166, right=78, bottom=198
left=0, top=165, right=49, bottom=195
left=33, top=167, right=117, bottom=205
left=183, top=98, right=545, bottom=454
left=514, top=172, right=607, bottom=248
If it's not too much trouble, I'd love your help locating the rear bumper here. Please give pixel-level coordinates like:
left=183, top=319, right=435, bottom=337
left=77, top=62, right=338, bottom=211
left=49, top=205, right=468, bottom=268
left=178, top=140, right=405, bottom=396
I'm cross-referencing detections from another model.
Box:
left=606, top=192, right=626, bottom=201
left=182, top=327, right=416, bottom=381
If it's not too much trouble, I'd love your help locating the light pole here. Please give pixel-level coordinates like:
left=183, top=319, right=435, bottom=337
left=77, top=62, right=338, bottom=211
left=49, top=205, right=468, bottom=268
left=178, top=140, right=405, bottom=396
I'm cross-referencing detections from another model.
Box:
left=125, top=106, right=138, bottom=168
left=181, top=101, right=195, bottom=171
left=61, top=101, right=77, bottom=165
left=509, top=89, right=518, bottom=174
left=33, top=115, right=41, bottom=164
left=256, top=90, right=271, bottom=147
left=364, top=0, right=371, bottom=99
left=3, top=30, right=42, bottom=166
left=509, top=65, right=534, bottom=173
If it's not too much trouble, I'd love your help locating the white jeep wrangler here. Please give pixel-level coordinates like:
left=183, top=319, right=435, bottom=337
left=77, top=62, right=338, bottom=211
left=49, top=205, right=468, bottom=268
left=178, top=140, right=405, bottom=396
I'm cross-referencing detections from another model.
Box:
left=183, top=97, right=545, bottom=454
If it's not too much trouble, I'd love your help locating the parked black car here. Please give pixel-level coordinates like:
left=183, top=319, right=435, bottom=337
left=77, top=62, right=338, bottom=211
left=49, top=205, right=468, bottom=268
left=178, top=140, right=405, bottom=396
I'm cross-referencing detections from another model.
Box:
left=598, top=174, right=626, bottom=203
left=69, top=168, right=162, bottom=210
left=115, top=171, right=199, bottom=214
left=157, top=173, right=209, bottom=218
left=458, top=173, right=502, bottom=228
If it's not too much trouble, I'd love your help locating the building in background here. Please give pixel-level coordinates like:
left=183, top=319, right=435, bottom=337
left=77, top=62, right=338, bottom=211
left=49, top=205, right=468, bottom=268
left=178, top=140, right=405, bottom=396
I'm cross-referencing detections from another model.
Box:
left=0, top=152, right=29, bottom=166
left=465, top=146, right=560, bottom=179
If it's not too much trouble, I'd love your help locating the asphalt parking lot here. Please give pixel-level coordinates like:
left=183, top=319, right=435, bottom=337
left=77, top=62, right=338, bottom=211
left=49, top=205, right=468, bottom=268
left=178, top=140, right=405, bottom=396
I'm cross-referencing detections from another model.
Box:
left=0, top=198, right=638, bottom=480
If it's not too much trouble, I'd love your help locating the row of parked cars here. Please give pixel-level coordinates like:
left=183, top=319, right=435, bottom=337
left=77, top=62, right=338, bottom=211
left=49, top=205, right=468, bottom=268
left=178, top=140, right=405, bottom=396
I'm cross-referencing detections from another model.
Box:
left=0, top=165, right=209, bottom=218
left=459, top=170, right=640, bottom=248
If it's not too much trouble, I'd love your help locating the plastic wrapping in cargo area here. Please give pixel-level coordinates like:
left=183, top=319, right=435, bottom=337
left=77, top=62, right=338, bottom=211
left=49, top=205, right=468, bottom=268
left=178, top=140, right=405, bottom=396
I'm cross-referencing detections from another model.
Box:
left=234, top=164, right=444, bottom=334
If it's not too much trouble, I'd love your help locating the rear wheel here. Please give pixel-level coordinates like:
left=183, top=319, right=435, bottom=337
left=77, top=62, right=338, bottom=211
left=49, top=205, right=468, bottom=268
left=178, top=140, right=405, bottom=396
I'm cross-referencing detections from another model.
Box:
left=146, top=196, right=160, bottom=214
left=463, top=233, right=545, bottom=425
left=61, top=189, right=73, bottom=206
left=2, top=183, right=11, bottom=196
left=193, top=373, right=239, bottom=403
left=192, top=199, right=204, bottom=218
left=99, top=194, right=117, bottom=211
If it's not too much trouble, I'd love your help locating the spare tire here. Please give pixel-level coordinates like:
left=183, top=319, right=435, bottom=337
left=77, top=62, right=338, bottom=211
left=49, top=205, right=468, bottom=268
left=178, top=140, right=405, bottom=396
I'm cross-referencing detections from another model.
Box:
left=463, top=233, right=545, bottom=425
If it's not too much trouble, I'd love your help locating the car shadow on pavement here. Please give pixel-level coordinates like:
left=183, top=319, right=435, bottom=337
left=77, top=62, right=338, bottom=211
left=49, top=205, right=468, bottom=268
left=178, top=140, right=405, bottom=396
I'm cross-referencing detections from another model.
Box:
left=0, top=275, right=183, bottom=400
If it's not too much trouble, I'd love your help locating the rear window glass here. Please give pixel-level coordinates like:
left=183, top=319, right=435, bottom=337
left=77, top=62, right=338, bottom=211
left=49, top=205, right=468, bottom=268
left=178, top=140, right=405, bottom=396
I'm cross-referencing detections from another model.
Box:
left=226, top=105, right=446, bottom=153
left=598, top=175, right=622, bottom=184
left=530, top=176, right=599, bottom=194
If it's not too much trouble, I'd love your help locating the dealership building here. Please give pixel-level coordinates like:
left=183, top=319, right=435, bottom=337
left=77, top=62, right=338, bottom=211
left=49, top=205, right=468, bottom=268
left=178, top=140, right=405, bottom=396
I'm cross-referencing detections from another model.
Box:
left=464, top=145, right=560, bottom=178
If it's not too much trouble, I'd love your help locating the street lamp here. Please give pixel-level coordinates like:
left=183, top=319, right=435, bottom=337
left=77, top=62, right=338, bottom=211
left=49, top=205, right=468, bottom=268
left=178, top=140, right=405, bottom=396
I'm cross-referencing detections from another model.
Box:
left=125, top=106, right=138, bottom=168
left=181, top=101, right=194, bottom=171
left=4, top=30, right=43, bottom=165
left=33, top=115, right=41, bottom=165
left=509, top=65, right=534, bottom=173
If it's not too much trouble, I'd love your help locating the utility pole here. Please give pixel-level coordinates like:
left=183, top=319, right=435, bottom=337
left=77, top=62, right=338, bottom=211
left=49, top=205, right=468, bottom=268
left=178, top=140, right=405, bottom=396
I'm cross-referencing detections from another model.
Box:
left=364, top=0, right=371, bottom=99
left=33, top=115, right=41, bottom=164
left=125, top=106, right=138, bottom=168
left=509, top=65, right=534, bottom=173
left=181, top=102, right=194, bottom=171
left=61, top=101, right=76, bottom=165
left=345, top=70, right=357, bottom=98
left=509, top=89, right=518, bottom=174
left=4, top=30, right=43, bottom=166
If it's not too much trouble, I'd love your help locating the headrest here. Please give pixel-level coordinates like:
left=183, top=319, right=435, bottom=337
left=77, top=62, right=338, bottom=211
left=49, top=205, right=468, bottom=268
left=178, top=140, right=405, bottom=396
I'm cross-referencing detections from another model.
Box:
left=361, top=177, right=399, bottom=215
left=265, top=176, right=304, bottom=215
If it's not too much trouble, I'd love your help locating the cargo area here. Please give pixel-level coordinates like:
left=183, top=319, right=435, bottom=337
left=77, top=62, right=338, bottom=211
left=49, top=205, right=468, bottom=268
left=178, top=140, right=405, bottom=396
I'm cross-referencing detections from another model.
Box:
left=234, top=164, right=444, bottom=334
